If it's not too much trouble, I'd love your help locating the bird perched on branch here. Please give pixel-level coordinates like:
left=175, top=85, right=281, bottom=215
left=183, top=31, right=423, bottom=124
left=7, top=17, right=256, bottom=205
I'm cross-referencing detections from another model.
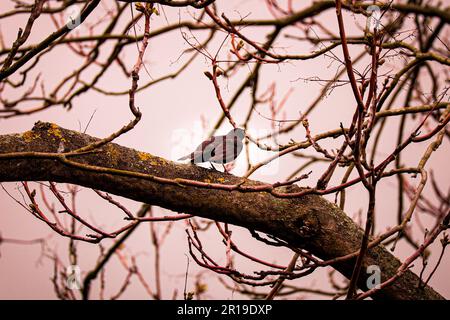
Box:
left=178, top=128, right=245, bottom=169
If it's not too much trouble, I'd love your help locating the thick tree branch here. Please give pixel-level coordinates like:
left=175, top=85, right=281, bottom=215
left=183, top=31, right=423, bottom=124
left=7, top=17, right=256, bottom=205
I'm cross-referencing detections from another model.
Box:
left=0, top=122, right=444, bottom=300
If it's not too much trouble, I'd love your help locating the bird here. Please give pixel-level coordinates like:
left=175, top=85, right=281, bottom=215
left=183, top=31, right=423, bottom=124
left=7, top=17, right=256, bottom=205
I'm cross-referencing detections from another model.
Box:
left=178, top=128, right=245, bottom=169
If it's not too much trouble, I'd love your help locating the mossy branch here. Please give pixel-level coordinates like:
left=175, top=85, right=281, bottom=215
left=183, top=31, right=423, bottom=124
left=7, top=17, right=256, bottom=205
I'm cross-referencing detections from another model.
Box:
left=0, top=122, right=444, bottom=300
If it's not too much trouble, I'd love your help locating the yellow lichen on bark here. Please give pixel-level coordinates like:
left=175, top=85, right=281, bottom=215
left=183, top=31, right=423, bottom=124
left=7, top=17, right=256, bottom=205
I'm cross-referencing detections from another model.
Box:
left=47, top=123, right=66, bottom=142
left=21, top=130, right=41, bottom=143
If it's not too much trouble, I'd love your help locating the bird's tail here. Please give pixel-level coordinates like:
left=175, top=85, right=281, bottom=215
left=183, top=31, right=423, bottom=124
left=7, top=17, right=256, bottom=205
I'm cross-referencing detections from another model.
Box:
left=178, top=154, right=191, bottom=161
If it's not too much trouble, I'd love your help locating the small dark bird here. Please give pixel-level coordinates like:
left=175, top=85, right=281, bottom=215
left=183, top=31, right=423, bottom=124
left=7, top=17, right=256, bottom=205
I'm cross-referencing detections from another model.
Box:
left=178, top=128, right=245, bottom=168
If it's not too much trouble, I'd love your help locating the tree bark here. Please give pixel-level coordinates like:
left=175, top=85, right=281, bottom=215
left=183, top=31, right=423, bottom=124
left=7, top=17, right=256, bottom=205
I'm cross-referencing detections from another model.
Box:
left=0, top=121, right=444, bottom=300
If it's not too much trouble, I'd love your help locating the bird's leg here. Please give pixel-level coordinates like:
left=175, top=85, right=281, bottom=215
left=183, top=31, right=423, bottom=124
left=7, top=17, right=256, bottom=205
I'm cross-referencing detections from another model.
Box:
left=209, top=162, right=218, bottom=171
left=222, top=164, right=228, bottom=173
